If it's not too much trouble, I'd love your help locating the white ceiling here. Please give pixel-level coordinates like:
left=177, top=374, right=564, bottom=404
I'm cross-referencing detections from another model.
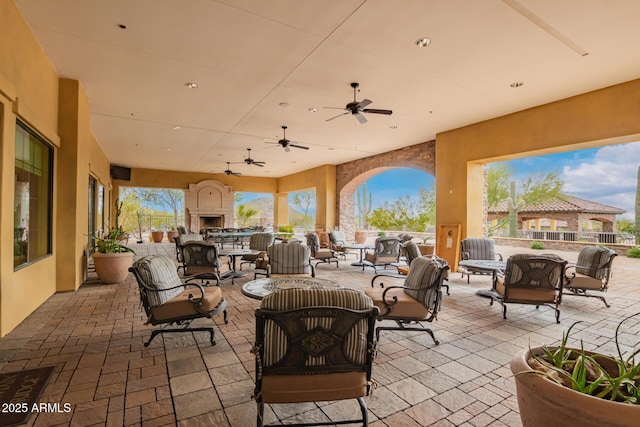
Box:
left=15, top=0, right=640, bottom=177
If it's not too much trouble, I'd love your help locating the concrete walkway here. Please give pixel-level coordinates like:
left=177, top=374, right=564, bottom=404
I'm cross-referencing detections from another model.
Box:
left=0, top=243, right=637, bottom=426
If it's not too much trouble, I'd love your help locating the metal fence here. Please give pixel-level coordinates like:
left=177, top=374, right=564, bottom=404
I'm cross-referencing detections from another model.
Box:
left=492, top=229, right=636, bottom=245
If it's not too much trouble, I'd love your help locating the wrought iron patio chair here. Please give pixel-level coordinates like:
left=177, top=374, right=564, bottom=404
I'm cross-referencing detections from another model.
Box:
left=365, top=256, right=449, bottom=344
left=491, top=254, right=567, bottom=323
left=239, top=232, right=275, bottom=271
left=129, top=255, right=228, bottom=347
left=305, top=232, right=339, bottom=269
left=179, top=241, right=232, bottom=285
left=252, top=288, right=378, bottom=427
left=563, top=246, right=617, bottom=308
left=362, top=236, right=402, bottom=272
left=460, top=237, right=503, bottom=283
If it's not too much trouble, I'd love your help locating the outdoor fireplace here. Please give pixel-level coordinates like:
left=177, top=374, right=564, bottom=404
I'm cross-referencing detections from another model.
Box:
left=185, top=180, right=234, bottom=233
left=199, top=216, right=224, bottom=229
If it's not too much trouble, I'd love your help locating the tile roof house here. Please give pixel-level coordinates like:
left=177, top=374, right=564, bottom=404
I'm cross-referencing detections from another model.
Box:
left=488, top=195, right=626, bottom=232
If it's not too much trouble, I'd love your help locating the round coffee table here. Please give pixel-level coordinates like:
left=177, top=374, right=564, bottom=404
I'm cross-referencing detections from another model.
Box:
left=241, top=277, right=343, bottom=300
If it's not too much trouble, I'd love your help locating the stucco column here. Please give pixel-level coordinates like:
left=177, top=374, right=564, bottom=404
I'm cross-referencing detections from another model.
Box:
left=274, top=193, right=289, bottom=228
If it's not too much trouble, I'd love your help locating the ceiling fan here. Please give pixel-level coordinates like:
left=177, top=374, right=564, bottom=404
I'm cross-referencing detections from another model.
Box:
left=242, top=148, right=265, bottom=167
left=325, top=82, right=393, bottom=124
left=265, top=125, right=309, bottom=152
left=224, top=162, right=241, bottom=176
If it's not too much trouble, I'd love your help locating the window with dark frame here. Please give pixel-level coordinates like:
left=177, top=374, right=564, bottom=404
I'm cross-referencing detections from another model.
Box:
left=14, top=121, right=53, bottom=269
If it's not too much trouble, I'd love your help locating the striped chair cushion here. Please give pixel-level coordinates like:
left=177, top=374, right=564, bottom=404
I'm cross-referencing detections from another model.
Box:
left=461, top=238, right=496, bottom=260
left=260, top=289, right=373, bottom=367
left=178, top=233, right=202, bottom=245
left=403, top=257, right=446, bottom=309
left=249, top=233, right=275, bottom=251
left=576, top=246, right=614, bottom=279
left=329, top=230, right=347, bottom=246
left=268, top=243, right=312, bottom=275
left=133, top=255, right=184, bottom=307
left=402, top=241, right=422, bottom=266
left=305, top=233, right=321, bottom=252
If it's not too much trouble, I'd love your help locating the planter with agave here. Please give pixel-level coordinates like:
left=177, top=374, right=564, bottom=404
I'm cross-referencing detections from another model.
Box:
left=89, top=200, right=135, bottom=284
left=511, top=314, right=640, bottom=426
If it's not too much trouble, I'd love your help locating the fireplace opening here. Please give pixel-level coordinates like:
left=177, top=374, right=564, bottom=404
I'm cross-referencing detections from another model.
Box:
left=199, top=216, right=224, bottom=231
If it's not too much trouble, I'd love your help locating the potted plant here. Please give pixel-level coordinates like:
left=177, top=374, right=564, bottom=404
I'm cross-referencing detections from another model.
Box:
left=151, top=229, right=164, bottom=243
left=510, top=314, right=640, bottom=427
left=417, top=236, right=436, bottom=256
left=90, top=201, right=135, bottom=284
left=166, top=226, right=179, bottom=244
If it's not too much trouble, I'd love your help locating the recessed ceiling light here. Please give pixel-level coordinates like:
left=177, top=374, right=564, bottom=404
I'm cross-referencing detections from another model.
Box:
left=308, top=107, right=318, bottom=113
left=185, top=82, right=198, bottom=89
left=166, top=148, right=172, bottom=151
left=328, top=147, right=335, bottom=151
left=415, top=37, right=431, bottom=47
left=510, top=82, right=524, bottom=88
left=389, top=125, right=398, bottom=129
left=172, top=126, right=180, bottom=130
left=279, top=102, right=289, bottom=108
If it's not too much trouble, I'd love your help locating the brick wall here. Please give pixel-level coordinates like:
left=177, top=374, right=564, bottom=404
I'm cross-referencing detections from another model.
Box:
left=335, top=140, right=435, bottom=238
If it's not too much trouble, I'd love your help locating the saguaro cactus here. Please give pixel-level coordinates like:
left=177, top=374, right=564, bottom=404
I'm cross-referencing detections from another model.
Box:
left=356, top=183, right=372, bottom=229
left=507, top=181, right=525, bottom=238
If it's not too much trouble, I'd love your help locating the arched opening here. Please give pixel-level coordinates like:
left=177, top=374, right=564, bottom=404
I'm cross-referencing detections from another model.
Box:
left=338, top=167, right=435, bottom=242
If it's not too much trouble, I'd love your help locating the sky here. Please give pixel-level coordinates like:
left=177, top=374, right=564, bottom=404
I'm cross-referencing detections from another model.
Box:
left=237, top=141, right=640, bottom=221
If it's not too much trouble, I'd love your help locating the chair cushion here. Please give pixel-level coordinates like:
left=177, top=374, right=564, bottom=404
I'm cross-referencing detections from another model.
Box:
left=133, top=255, right=183, bottom=307
left=329, top=230, right=347, bottom=246
left=150, top=285, right=223, bottom=322
left=249, top=233, right=275, bottom=251
left=365, top=287, right=430, bottom=319
left=267, top=243, right=312, bottom=275
left=261, top=372, right=368, bottom=403
left=567, top=273, right=604, bottom=290
left=576, top=246, right=614, bottom=279
left=461, top=238, right=495, bottom=260
left=495, top=275, right=557, bottom=302
left=403, top=257, right=445, bottom=307
left=178, top=233, right=202, bottom=245
left=403, top=241, right=422, bottom=265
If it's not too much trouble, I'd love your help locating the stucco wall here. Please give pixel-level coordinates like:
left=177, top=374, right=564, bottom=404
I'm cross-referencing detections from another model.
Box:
left=436, top=79, right=640, bottom=240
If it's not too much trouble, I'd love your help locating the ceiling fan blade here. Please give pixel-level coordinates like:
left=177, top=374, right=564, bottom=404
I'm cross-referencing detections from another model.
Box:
left=362, top=108, right=393, bottom=115
left=290, top=143, right=309, bottom=150
left=284, top=145, right=290, bottom=152
left=326, top=112, right=349, bottom=122
left=322, top=106, right=345, bottom=110
left=357, top=99, right=373, bottom=109
left=253, top=162, right=265, bottom=167
left=354, top=112, right=368, bottom=124
left=233, top=172, right=241, bottom=176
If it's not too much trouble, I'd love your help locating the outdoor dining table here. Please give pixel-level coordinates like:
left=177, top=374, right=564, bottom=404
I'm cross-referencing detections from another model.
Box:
left=343, top=243, right=374, bottom=267
left=241, top=277, right=343, bottom=300
left=219, top=248, right=260, bottom=283
left=458, top=259, right=507, bottom=299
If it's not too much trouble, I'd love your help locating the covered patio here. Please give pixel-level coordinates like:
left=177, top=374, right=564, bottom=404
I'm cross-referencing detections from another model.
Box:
left=0, top=243, right=635, bottom=426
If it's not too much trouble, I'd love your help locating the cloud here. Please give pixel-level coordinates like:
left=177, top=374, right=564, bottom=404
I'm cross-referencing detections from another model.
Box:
left=562, top=142, right=640, bottom=218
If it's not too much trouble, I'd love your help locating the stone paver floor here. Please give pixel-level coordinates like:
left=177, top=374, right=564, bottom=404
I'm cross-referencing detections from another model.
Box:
left=1, top=242, right=638, bottom=426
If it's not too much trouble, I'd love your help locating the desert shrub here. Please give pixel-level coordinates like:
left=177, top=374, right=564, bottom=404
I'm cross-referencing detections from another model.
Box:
left=627, top=246, right=640, bottom=258
left=530, top=241, right=545, bottom=250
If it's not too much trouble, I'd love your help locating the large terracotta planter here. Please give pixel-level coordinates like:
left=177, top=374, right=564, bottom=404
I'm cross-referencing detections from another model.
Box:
left=166, top=231, right=179, bottom=243
left=92, top=252, right=134, bottom=284
left=151, top=231, right=164, bottom=243
left=510, top=347, right=639, bottom=427
left=354, top=230, right=368, bottom=244
left=417, top=244, right=435, bottom=256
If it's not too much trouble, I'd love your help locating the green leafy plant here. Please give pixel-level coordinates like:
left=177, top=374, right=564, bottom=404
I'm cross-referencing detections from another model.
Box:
left=523, top=313, right=640, bottom=403
left=377, top=231, right=386, bottom=237
left=89, top=200, right=135, bottom=254
left=278, top=224, right=294, bottom=233
left=530, top=240, right=545, bottom=250
left=627, top=247, right=640, bottom=258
